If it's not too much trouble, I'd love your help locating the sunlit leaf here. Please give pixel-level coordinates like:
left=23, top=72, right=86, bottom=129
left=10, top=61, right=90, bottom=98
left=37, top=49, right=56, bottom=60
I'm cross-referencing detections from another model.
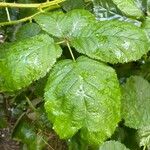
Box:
left=44, top=56, right=121, bottom=145
left=0, top=34, right=62, bottom=92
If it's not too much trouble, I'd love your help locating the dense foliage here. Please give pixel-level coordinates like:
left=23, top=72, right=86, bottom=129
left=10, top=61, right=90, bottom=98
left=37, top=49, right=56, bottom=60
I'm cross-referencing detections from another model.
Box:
left=0, top=0, right=150, bottom=149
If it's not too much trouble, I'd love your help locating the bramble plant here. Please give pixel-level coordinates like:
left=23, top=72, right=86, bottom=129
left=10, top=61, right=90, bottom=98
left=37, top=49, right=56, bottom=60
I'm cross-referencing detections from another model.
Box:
left=0, top=0, right=150, bottom=150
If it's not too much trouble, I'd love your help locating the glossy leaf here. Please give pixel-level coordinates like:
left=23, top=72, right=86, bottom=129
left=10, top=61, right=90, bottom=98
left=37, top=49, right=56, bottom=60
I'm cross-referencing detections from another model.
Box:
left=35, top=10, right=149, bottom=64
left=0, top=34, right=62, bottom=92
left=112, top=0, right=143, bottom=18
left=92, top=0, right=141, bottom=26
left=121, top=76, right=150, bottom=129
left=92, top=0, right=132, bottom=22
left=34, top=9, right=95, bottom=38
left=92, top=0, right=124, bottom=21
left=44, top=56, right=121, bottom=145
left=99, top=141, right=130, bottom=150
left=71, top=20, right=149, bottom=63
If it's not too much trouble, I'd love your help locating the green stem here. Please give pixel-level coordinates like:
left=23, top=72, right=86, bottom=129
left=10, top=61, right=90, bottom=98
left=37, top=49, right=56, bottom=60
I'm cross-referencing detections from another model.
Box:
left=56, top=40, right=65, bottom=45
left=143, top=145, right=147, bottom=150
left=0, top=0, right=64, bottom=8
left=66, top=41, right=76, bottom=62
left=5, top=7, right=11, bottom=22
left=0, top=4, right=59, bottom=26
left=25, top=96, right=37, bottom=112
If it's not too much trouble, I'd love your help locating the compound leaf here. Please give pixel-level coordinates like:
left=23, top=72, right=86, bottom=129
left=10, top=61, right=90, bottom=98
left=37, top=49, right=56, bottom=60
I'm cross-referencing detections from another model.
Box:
left=44, top=56, right=121, bottom=145
left=0, top=34, right=62, bottom=92
left=35, top=10, right=149, bottom=64
left=121, top=76, right=150, bottom=129
left=99, top=141, right=130, bottom=150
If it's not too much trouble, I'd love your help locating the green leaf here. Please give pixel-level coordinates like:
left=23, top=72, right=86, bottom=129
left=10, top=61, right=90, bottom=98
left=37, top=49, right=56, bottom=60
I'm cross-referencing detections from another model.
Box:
left=112, top=0, right=143, bottom=18
left=142, top=16, right=150, bottom=38
left=99, top=141, right=130, bottom=150
left=61, top=0, right=85, bottom=11
left=12, top=115, right=47, bottom=150
left=92, top=0, right=141, bottom=25
left=15, top=23, right=41, bottom=40
left=68, top=134, right=89, bottom=150
left=71, top=20, right=149, bottom=63
left=0, top=34, right=62, bottom=92
left=34, top=9, right=95, bottom=38
left=44, top=56, right=121, bottom=145
left=92, top=0, right=124, bottom=20
left=138, top=126, right=150, bottom=149
left=35, top=10, right=149, bottom=64
left=121, top=76, right=150, bottom=129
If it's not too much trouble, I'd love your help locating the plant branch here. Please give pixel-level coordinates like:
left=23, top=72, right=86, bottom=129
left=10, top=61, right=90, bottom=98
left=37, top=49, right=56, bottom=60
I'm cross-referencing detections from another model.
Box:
left=0, top=4, right=60, bottom=26
left=0, top=0, right=64, bottom=8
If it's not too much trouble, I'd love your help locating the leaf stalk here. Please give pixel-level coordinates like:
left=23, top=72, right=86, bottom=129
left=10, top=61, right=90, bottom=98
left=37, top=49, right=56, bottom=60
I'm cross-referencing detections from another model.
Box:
left=66, top=41, right=76, bottom=62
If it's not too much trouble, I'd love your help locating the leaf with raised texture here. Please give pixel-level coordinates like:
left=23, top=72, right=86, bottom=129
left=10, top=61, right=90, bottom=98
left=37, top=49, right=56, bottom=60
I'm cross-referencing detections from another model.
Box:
left=44, top=56, right=121, bottom=145
left=35, top=10, right=149, bottom=64
left=99, top=141, right=130, bottom=150
left=0, top=34, right=62, bottom=92
left=112, top=0, right=143, bottom=18
left=71, top=20, right=149, bottom=63
left=121, top=76, right=150, bottom=129
left=34, top=9, right=95, bottom=38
